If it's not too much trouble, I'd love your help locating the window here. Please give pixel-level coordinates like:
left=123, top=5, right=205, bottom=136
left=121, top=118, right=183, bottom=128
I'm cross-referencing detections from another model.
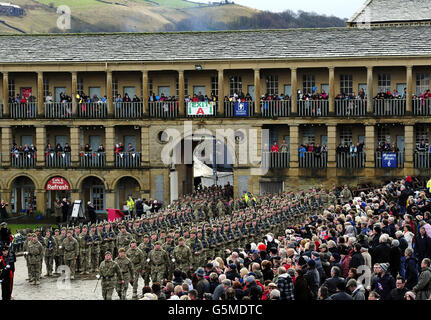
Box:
left=211, top=76, right=218, bottom=98
left=176, top=77, right=189, bottom=98
left=340, top=127, right=353, bottom=145
left=415, top=126, right=429, bottom=145
left=8, top=78, right=15, bottom=99
left=377, top=126, right=391, bottom=144
left=377, top=74, right=391, bottom=93
left=302, top=127, right=315, bottom=144
left=112, top=79, right=118, bottom=98
left=229, top=76, right=242, bottom=96
left=43, top=78, right=49, bottom=98
left=340, top=75, right=353, bottom=95
left=266, top=75, right=278, bottom=95
left=77, top=78, right=84, bottom=95
left=303, top=75, right=315, bottom=94
left=416, top=73, right=430, bottom=95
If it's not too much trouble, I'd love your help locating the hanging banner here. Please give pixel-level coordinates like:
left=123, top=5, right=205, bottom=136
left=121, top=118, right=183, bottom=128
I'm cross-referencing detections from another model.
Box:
left=382, top=152, right=397, bottom=168
left=46, top=177, right=70, bottom=191
left=234, top=101, right=249, bottom=117
left=187, top=102, right=214, bottom=115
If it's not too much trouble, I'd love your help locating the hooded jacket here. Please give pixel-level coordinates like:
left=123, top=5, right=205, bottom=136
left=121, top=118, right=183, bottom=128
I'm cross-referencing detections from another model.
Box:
left=413, top=266, right=431, bottom=300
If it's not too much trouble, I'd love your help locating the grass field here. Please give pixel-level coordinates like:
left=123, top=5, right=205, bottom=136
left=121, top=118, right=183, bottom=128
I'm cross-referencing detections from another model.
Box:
left=8, top=224, right=54, bottom=235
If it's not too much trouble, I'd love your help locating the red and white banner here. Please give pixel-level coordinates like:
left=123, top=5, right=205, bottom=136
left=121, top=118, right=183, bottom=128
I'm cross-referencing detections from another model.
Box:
left=46, top=177, right=70, bottom=191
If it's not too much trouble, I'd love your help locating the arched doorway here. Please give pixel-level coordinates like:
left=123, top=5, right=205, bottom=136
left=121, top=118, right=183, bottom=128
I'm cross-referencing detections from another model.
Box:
left=81, top=176, right=105, bottom=213
left=45, top=176, right=71, bottom=210
left=11, top=176, right=36, bottom=214
left=170, top=134, right=234, bottom=201
left=115, top=177, right=141, bottom=209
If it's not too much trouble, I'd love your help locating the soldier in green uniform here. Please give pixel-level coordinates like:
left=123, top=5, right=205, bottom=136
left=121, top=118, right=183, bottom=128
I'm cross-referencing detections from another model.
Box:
left=98, top=251, right=123, bottom=300
left=148, top=241, right=169, bottom=283
left=126, top=240, right=145, bottom=299
left=23, top=233, right=33, bottom=281
left=89, top=224, right=101, bottom=273
left=138, top=234, right=152, bottom=286
left=43, top=229, right=56, bottom=277
left=56, top=227, right=67, bottom=269
left=116, top=225, right=134, bottom=252
left=62, top=228, right=79, bottom=280
left=114, top=248, right=135, bottom=300
left=73, top=226, right=81, bottom=273
left=172, top=237, right=192, bottom=274
left=27, top=233, right=43, bottom=285
left=35, top=229, right=44, bottom=276
left=217, top=199, right=226, bottom=218
left=78, top=225, right=91, bottom=274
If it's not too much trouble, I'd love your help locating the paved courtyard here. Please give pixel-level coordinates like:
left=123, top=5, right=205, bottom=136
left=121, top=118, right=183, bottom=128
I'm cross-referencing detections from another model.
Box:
left=12, top=255, right=147, bottom=300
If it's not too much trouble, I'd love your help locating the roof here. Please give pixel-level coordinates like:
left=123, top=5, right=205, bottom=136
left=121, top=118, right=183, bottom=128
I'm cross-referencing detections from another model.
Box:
left=349, top=0, right=431, bottom=24
left=0, top=27, right=431, bottom=63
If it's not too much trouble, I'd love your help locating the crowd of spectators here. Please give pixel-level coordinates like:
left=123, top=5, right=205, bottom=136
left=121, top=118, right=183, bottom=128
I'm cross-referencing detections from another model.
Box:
left=376, top=141, right=401, bottom=153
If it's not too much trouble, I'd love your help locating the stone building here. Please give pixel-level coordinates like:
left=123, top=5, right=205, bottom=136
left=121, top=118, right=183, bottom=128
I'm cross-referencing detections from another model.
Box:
left=0, top=0, right=431, bottom=215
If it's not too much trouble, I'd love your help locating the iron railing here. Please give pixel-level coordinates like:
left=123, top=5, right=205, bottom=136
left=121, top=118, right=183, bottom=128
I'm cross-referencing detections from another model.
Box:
left=78, top=102, right=107, bottom=118
left=115, top=152, right=141, bottom=168
left=298, top=100, right=329, bottom=117
left=11, top=151, right=36, bottom=167
left=149, top=101, right=179, bottom=118
left=114, top=102, right=143, bottom=118
left=45, top=151, right=71, bottom=168
left=335, top=99, right=367, bottom=116
left=262, top=151, right=290, bottom=168
left=45, top=102, right=73, bottom=118
left=299, top=151, right=327, bottom=168
left=80, top=152, right=106, bottom=168
left=414, top=151, right=431, bottom=169
left=374, top=99, right=405, bottom=116
left=336, top=152, right=366, bottom=168
left=413, top=99, right=431, bottom=116
left=9, top=103, right=37, bottom=118
left=261, top=100, right=291, bottom=117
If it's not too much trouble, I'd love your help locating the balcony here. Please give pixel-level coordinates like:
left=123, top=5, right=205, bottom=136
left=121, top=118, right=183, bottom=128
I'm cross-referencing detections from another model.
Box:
left=299, top=151, right=327, bottom=168
left=224, top=101, right=255, bottom=117
left=9, top=103, right=37, bottom=118
left=45, top=102, right=72, bottom=118
left=262, top=151, right=290, bottom=168
left=11, top=151, right=36, bottom=168
left=261, top=100, right=291, bottom=117
left=298, top=100, right=329, bottom=117
left=114, top=102, right=143, bottom=118
left=413, top=99, right=431, bottom=116
left=335, top=99, right=367, bottom=117
left=80, top=152, right=106, bottom=168
left=375, top=151, right=404, bottom=168
left=115, top=152, right=141, bottom=168
left=336, top=152, right=366, bottom=168
left=414, top=152, right=431, bottom=169
left=45, top=151, right=71, bottom=168
left=78, top=102, right=107, bottom=118
left=148, top=101, right=178, bottom=118
left=373, top=99, right=405, bottom=116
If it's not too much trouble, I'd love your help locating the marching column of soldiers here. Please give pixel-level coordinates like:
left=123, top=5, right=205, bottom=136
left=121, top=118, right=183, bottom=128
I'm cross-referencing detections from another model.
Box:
left=22, top=184, right=336, bottom=300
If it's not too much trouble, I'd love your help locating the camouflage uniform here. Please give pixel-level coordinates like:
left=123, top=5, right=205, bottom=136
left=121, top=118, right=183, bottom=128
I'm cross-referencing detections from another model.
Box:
left=114, top=249, right=135, bottom=300
left=99, top=256, right=123, bottom=300
left=138, top=237, right=152, bottom=286
left=126, top=246, right=145, bottom=298
left=89, top=228, right=101, bottom=272
left=27, top=236, right=43, bottom=285
left=78, top=230, right=91, bottom=274
left=43, top=234, right=56, bottom=276
left=62, top=232, right=79, bottom=279
left=54, top=230, right=66, bottom=271
left=148, top=242, right=169, bottom=283
left=116, top=229, right=134, bottom=253
left=172, top=239, right=192, bottom=274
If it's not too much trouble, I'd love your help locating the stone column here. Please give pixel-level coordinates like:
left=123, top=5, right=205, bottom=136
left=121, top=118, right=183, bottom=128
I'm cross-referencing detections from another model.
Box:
left=1, top=126, right=11, bottom=167
left=106, top=70, right=113, bottom=117
left=178, top=70, right=185, bottom=116
left=35, top=126, right=46, bottom=167
left=327, top=125, right=337, bottom=168
left=105, top=126, right=115, bottom=166
left=71, top=72, right=78, bottom=116
left=406, top=66, right=413, bottom=114
left=141, top=126, right=149, bottom=167
left=404, top=124, right=414, bottom=169
left=2, top=72, right=9, bottom=116
left=289, top=125, right=299, bottom=168
left=291, top=68, right=297, bottom=114
left=36, top=189, right=47, bottom=215
left=254, top=68, right=261, bottom=115
left=217, top=69, right=224, bottom=116
left=142, top=70, right=149, bottom=116
left=365, top=125, right=375, bottom=168
left=0, top=189, right=11, bottom=206
left=37, top=72, right=44, bottom=117
left=105, top=190, right=116, bottom=209
left=328, top=67, right=335, bottom=115
left=367, top=66, right=374, bottom=114
left=70, top=126, right=80, bottom=166
left=70, top=190, right=81, bottom=204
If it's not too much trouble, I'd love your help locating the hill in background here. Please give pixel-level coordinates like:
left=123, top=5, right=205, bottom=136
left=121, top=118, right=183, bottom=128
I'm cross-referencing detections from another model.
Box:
left=0, top=0, right=346, bottom=34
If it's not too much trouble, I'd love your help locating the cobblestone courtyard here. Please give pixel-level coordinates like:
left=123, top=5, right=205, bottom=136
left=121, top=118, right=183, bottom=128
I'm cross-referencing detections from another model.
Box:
left=12, top=255, right=147, bottom=300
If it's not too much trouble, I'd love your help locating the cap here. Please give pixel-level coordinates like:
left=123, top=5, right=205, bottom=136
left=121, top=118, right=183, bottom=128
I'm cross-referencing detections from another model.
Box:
left=105, top=251, right=112, bottom=256
left=118, top=248, right=126, bottom=253
left=195, top=267, right=205, bottom=277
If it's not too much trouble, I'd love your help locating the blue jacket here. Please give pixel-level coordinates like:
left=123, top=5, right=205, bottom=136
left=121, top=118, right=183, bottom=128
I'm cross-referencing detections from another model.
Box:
left=371, top=273, right=395, bottom=300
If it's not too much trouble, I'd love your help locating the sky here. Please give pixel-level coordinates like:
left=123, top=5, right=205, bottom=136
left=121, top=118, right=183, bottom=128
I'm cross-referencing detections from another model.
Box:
left=196, top=0, right=366, bottom=19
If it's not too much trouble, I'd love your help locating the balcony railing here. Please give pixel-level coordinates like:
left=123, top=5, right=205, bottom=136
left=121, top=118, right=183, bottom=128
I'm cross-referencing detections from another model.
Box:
left=224, top=101, right=255, bottom=117
left=413, top=99, right=431, bottom=116
left=374, top=99, right=405, bottom=116
left=414, top=152, right=431, bottom=169
left=375, top=151, right=404, bottom=168
left=261, top=100, right=291, bottom=117
left=9, top=103, right=37, bottom=118
left=45, top=151, right=71, bottom=168
left=80, top=152, right=106, bottom=168
left=336, top=152, right=366, bottom=168
left=115, top=152, right=141, bottom=168
left=298, top=100, right=329, bottom=117
left=149, top=101, right=179, bottom=118
left=186, top=102, right=218, bottom=118
left=262, top=151, right=290, bottom=168
left=11, top=151, right=36, bottom=168
left=78, top=102, right=107, bottom=118
left=45, top=102, right=72, bottom=118
left=335, top=99, right=367, bottom=116
left=114, top=102, right=143, bottom=118
left=299, top=151, right=327, bottom=168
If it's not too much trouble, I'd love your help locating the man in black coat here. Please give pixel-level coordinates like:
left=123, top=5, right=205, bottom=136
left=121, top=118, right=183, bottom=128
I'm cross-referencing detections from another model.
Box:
left=322, top=266, right=345, bottom=295
left=0, top=245, right=15, bottom=300
left=388, top=276, right=408, bottom=300
left=389, top=240, right=402, bottom=278
left=404, top=248, right=419, bottom=290
left=415, top=227, right=431, bottom=266
left=371, top=235, right=391, bottom=265
left=0, top=223, right=12, bottom=247
left=225, top=264, right=240, bottom=282
left=349, top=243, right=365, bottom=269
left=329, top=281, right=353, bottom=300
